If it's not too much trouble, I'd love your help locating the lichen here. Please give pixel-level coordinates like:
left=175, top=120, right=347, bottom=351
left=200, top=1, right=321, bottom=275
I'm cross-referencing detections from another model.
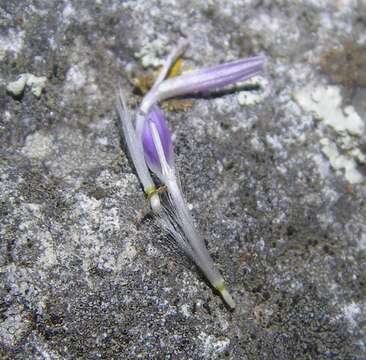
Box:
left=6, top=73, right=47, bottom=98
left=294, top=83, right=365, bottom=184
left=294, top=84, right=364, bottom=136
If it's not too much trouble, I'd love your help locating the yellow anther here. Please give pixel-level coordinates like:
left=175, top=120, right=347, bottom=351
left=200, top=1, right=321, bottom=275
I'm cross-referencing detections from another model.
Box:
left=167, top=58, right=183, bottom=78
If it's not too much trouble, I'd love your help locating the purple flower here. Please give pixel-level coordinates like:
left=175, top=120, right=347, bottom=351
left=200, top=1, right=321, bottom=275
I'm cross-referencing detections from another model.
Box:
left=118, top=39, right=266, bottom=309
left=142, top=105, right=173, bottom=174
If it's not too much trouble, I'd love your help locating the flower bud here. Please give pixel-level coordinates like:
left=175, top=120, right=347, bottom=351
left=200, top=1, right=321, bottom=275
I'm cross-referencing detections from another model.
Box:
left=142, top=105, right=173, bottom=175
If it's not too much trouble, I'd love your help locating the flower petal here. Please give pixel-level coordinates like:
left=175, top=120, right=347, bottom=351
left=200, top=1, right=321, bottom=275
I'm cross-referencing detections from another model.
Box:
left=142, top=105, right=173, bottom=174
left=155, top=55, right=265, bottom=100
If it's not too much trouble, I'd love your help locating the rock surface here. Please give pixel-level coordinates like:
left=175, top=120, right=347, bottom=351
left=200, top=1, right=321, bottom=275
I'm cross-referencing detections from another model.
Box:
left=1, top=0, right=365, bottom=359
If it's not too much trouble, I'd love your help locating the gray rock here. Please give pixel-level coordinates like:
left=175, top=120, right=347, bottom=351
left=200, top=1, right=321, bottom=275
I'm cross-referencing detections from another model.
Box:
left=0, top=0, right=365, bottom=359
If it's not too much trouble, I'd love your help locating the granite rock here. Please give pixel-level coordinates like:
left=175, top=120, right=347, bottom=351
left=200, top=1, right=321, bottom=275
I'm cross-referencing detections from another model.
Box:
left=0, top=0, right=365, bottom=359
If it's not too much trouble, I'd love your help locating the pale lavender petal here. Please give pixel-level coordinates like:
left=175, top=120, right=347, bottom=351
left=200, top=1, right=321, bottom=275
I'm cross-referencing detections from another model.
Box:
left=155, top=55, right=265, bottom=101
left=152, top=37, right=189, bottom=90
left=116, top=86, right=154, bottom=191
left=142, top=105, right=173, bottom=172
left=197, top=55, right=264, bottom=76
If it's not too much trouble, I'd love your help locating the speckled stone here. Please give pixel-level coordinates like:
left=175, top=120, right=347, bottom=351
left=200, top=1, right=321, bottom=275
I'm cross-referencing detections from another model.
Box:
left=0, top=0, right=365, bottom=359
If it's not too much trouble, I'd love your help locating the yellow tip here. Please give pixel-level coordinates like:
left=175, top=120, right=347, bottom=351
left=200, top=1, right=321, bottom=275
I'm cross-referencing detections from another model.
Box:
left=215, top=283, right=236, bottom=309
left=220, top=288, right=236, bottom=309
left=145, top=185, right=156, bottom=198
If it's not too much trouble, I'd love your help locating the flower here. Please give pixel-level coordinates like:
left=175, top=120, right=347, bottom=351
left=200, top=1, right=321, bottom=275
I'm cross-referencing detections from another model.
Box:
left=117, top=38, right=266, bottom=309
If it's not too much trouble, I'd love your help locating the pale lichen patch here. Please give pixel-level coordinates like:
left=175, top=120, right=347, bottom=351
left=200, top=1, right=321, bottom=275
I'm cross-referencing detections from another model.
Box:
left=6, top=74, right=28, bottom=97
left=6, top=73, right=47, bottom=98
left=26, top=74, right=47, bottom=97
left=294, top=84, right=365, bottom=183
left=320, top=138, right=363, bottom=184
left=134, top=35, right=169, bottom=68
left=294, top=84, right=364, bottom=136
